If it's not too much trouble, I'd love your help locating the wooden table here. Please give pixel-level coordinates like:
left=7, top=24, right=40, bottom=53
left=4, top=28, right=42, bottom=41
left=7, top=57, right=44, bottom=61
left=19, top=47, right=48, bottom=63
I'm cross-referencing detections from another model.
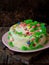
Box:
left=0, top=27, right=49, bottom=65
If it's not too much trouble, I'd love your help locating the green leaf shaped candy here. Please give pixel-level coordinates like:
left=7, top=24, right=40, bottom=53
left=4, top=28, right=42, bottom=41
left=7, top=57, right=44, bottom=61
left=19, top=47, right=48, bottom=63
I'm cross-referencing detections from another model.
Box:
left=35, top=37, right=39, bottom=43
left=24, top=19, right=33, bottom=24
left=21, top=46, right=29, bottom=50
left=8, top=42, right=14, bottom=47
left=35, top=32, right=41, bottom=37
left=8, top=35, right=10, bottom=39
left=33, top=21, right=38, bottom=25
left=41, top=23, right=46, bottom=34
left=30, top=28, right=35, bottom=32
left=8, top=32, right=11, bottom=35
left=30, top=41, right=34, bottom=48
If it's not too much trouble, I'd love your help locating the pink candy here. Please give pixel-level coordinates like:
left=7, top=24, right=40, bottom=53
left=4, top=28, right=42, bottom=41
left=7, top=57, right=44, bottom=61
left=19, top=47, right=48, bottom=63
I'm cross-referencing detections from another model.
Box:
left=32, top=26, right=35, bottom=28
left=32, top=38, right=35, bottom=41
left=29, top=32, right=32, bottom=35
left=23, top=23, right=26, bottom=26
left=26, top=31, right=33, bottom=36
left=10, top=38, right=14, bottom=42
left=37, top=24, right=40, bottom=26
left=20, top=23, right=26, bottom=27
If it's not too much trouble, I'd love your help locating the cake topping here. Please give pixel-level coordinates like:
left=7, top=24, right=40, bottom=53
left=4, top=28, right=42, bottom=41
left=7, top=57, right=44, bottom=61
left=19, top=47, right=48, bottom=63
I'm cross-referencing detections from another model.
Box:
left=12, top=19, right=46, bottom=38
left=8, top=42, right=14, bottom=47
left=27, top=26, right=30, bottom=29
left=32, top=26, right=35, bottom=28
left=29, top=32, right=32, bottom=35
left=33, top=21, right=38, bottom=25
left=27, top=41, right=30, bottom=44
left=20, top=22, right=26, bottom=28
left=37, top=23, right=40, bottom=27
left=8, top=32, right=11, bottom=35
left=23, top=23, right=26, bottom=26
left=24, top=28, right=27, bottom=30
left=24, top=19, right=33, bottom=24
left=26, top=31, right=29, bottom=35
left=39, top=30, right=42, bottom=32
left=10, top=38, right=14, bottom=42
left=33, top=43, right=36, bottom=47
left=31, top=38, right=35, bottom=41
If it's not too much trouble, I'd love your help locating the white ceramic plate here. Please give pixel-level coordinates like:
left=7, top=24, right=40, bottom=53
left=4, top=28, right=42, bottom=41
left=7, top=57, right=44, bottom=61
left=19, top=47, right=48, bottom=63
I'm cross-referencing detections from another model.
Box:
left=2, top=32, right=49, bottom=53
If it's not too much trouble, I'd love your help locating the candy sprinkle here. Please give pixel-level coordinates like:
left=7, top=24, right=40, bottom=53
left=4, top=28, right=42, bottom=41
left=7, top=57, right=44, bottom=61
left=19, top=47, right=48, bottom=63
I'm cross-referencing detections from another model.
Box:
left=26, top=31, right=29, bottom=35
left=10, top=37, right=14, bottom=42
left=33, top=43, right=36, bottom=47
left=24, top=28, right=27, bottom=30
left=27, top=41, right=30, bottom=44
left=37, top=24, right=40, bottom=27
left=32, top=26, right=35, bottom=28
left=32, top=38, right=35, bottom=41
left=29, top=32, right=32, bottom=35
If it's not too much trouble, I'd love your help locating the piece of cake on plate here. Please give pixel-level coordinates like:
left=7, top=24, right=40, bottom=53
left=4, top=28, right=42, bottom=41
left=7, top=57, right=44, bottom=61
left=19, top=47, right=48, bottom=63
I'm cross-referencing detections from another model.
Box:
left=8, top=19, right=47, bottom=50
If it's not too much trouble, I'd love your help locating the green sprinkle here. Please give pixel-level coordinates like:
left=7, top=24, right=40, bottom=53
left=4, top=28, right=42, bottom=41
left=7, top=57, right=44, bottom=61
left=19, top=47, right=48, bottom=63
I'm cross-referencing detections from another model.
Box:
left=35, top=37, right=39, bottom=43
left=40, top=35, right=43, bottom=38
left=8, top=36, right=10, bottom=39
left=24, top=19, right=33, bottom=24
left=35, top=27, right=39, bottom=30
left=16, top=31, right=22, bottom=35
left=30, top=41, right=34, bottom=48
left=21, top=46, right=29, bottom=50
left=30, top=29, right=35, bottom=32
left=33, top=21, right=38, bottom=25
left=36, top=45, right=43, bottom=49
left=35, top=32, right=41, bottom=37
left=30, top=23, right=33, bottom=27
left=16, top=31, right=18, bottom=34
left=8, top=42, right=14, bottom=47
left=8, top=32, right=11, bottom=35
left=41, top=23, right=46, bottom=34
left=18, top=32, right=22, bottom=35
left=30, top=44, right=43, bottom=50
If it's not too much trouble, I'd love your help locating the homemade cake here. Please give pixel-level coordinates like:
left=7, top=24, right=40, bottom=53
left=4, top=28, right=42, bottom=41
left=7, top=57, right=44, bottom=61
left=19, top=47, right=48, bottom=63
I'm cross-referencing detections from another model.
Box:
left=8, top=19, right=47, bottom=50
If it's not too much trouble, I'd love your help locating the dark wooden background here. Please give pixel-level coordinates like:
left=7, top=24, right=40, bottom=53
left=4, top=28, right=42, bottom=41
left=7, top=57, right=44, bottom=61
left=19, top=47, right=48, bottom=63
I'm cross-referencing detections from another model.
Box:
left=0, top=0, right=49, bottom=26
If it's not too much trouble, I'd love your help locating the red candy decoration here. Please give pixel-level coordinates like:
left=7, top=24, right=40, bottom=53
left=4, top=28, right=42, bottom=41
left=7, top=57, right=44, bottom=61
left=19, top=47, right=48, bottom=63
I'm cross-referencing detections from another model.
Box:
left=32, top=38, right=35, bottom=41
left=33, top=43, right=36, bottom=47
left=32, top=26, right=35, bottom=28
left=20, top=22, right=26, bottom=27
left=19, top=22, right=23, bottom=27
left=26, top=31, right=33, bottom=35
left=26, top=31, right=29, bottom=35
left=23, top=23, right=26, bottom=26
left=29, top=32, right=32, bottom=35
left=37, top=24, right=40, bottom=26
